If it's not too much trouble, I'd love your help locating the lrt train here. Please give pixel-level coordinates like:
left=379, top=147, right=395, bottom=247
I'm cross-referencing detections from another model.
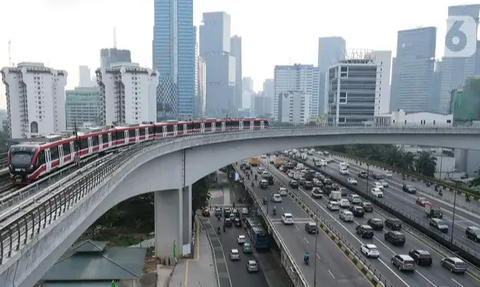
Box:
left=8, top=118, right=270, bottom=185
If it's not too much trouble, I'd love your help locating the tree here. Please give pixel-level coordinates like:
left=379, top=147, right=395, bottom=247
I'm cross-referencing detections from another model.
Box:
left=192, top=177, right=211, bottom=212
left=415, top=151, right=437, bottom=177
left=469, top=168, right=480, bottom=187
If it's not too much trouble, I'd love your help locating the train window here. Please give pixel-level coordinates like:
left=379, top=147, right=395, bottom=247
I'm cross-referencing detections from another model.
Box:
left=194, top=122, right=201, bottom=129
left=244, top=121, right=251, bottom=127
left=50, top=147, right=59, bottom=160
left=186, top=123, right=193, bottom=130
left=264, top=120, right=269, bottom=127
left=36, top=150, right=45, bottom=167
left=178, top=125, right=184, bottom=132
left=111, top=132, right=116, bottom=141
left=205, top=122, right=212, bottom=129
left=117, top=131, right=124, bottom=140
left=63, top=143, right=70, bottom=154
left=254, top=120, right=261, bottom=127
left=225, top=121, right=234, bottom=128
left=102, top=133, right=108, bottom=143
left=80, top=138, right=88, bottom=150
left=140, top=128, right=146, bottom=136
left=92, top=136, right=99, bottom=146
left=155, top=125, right=162, bottom=134
left=166, top=125, right=174, bottom=133
left=129, top=129, right=135, bottom=138
left=148, top=127, right=154, bottom=135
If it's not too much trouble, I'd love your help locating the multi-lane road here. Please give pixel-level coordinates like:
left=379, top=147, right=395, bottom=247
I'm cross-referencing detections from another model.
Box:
left=237, top=165, right=372, bottom=287
left=260, top=157, right=480, bottom=287
left=306, top=155, right=480, bottom=256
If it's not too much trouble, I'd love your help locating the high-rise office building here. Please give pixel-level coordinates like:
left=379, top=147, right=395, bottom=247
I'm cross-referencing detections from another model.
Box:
left=273, top=64, right=320, bottom=121
left=153, top=0, right=196, bottom=119
left=79, top=65, right=93, bottom=87
left=96, top=63, right=158, bottom=125
left=390, top=27, right=436, bottom=112
left=1, top=62, right=67, bottom=138
left=317, top=37, right=346, bottom=114
left=251, top=93, right=268, bottom=117
left=263, top=79, right=274, bottom=115
left=200, top=12, right=236, bottom=117
left=65, top=87, right=102, bottom=129
left=439, top=4, right=480, bottom=113
left=369, top=50, right=392, bottom=114
left=197, top=56, right=207, bottom=117
left=277, top=91, right=311, bottom=124
left=242, top=77, right=254, bottom=109
left=231, top=35, right=243, bottom=109
left=100, top=48, right=132, bottom=68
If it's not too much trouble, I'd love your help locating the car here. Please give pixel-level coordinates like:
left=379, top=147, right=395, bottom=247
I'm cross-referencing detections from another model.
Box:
left=416, top=197, right=430, bottom=207
left=339, top=168, right=349, bottom=175
left=367, top=218, right=384, bottom=230
left=241, top=207, right=250, bottom=215
left=441, top=257, right=467, bottom=273
left=224, top=218, right=232, bottom=227
left=305, top=222, right=318, bottom=234
left=466, top=226, right=480, bottom=242
left=385, top=218, right=402, bottom=230
left=361, top=244, right=380, bottom=258
left=237, top=235, right=247, bottom=244
left=262, top=171, right=270, bottom=178
left=371, top=187, right=384, bottom=198
left=356, top=225, right=374, bottom=239
left=385, top=231, right=406, bottom=246
left=402, top=184, right=417, bottom=194
left=271, top=193, right=282, bottom=203
left=391, top=254, right=416, bottom=271
left=230, top=249, right=240, bottom=261
left=360, top=202, right=373, bottom=212
left=257, top=167, right=265, bottom=174
left=339, top=210, right=354, bottom=222
left=339, top=199, right=351, bottom=208
left=279, top=187, right=288, bottom=196
left=202, top=209, right=211, bottom=217
left=348, top=194, right=362, bottom=205
left=311, top=187, right=323, bottom=198
left=304, top=181, right=313, bottom=190
left=260, top=179, right=268, bottom=189
left=214, top=208, right=222, bottom=217
left=379, top=179, right=389, bottom=187
left=408, top=249, right=432, bottom=266
left=246, top=260, right=259, bottom=272
left=234, top=217, right=242, bottom=227
left=372, top=173, right=384, bottom=180
left=243, top=242, right=252, bottom=253
left=350, top=205, right=365, bottom=217
left=289, top=180, right=299, bottom=188
left=429, top=218, right=449, bottom=233
left=384, top=172, right=393, bottom=178
left=281, top=213, right=294, bottom=225
left=327, top=201, right=340, bottom=211
left=347, top=178, right=357, bottom=185
left=373, top=182, right=384, bottom=190
left=358, top=171, right=368, bottom=178
left=261, top=154, right=267, bottom=158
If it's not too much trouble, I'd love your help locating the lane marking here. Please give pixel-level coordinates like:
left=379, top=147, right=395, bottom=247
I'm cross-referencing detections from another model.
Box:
left=295, top=225, right=299, bottom=231
left=316, top=253, right=321, bottom=260
left=304, top=237, right=310, bottom=244
left=328, top=269, right=336, bottom=279
left=452, top=278, right=465, bottom=287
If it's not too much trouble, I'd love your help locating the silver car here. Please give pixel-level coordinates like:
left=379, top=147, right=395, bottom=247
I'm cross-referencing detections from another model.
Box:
left=230, top=249, right=240, bottom=261
left=246, top=260, right=259, bottom=272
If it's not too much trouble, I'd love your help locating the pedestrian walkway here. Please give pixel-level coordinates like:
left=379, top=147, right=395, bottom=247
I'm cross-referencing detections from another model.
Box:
left=169, top=219, right=217, bottom=287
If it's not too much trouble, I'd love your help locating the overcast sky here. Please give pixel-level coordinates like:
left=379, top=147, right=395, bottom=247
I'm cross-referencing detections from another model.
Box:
left=0, top=0, right=478, bottom=110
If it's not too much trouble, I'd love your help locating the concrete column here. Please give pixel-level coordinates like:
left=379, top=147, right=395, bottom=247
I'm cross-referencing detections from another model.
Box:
left=154, top=189, right=183, bottom=258
left=182, top=186, right=193, bottom=251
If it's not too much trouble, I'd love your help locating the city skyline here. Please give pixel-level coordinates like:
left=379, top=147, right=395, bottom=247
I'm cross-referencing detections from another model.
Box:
left=0, top=0, right=478, bottom=111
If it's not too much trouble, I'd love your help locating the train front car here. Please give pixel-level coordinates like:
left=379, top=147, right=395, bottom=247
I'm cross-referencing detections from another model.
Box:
left=8, top=144, right=39, bottom=185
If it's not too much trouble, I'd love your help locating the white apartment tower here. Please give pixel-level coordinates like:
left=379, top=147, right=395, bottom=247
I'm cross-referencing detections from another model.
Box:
left=197, top=56, right=207, bottom=117
left=1, top=62, right=67, bottom=139
left=369, top=50, right=392, bottom=115
left=277, top=91, right=311, bottom=124
left=96, top=63, right=158, bottom=125
left=274, top=64, right=319, bottom=122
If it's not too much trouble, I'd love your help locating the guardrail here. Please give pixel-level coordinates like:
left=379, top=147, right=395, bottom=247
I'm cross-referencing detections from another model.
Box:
left=292, top=156, right=480, bottom=269
left=233, top=164, right=309, bottom=287
left=259, top=160, right=394, bottom=287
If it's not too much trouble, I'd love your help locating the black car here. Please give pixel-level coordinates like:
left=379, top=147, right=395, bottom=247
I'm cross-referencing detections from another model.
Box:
left=289, top=180, right=299, bottom=188
left=402, top=184, right=417, bottom=194
left=408, top=249, right=433, bottom=266
left=385, top=218, right=402, bottom=230
left=214, top=208, right=222, bottom=218
left=224, top=218, right=233, bottom=227
left=304, top=181, right=313, bottom=190
left=367, top=218, right=384, bottom=230
left=305, top=223, right=318, bottom=234
left=360, top=202, right=373, bottom=212
left=358, top=171, right=368, bottom=179
left=466, top=226, right=480, bottom=242
left=267, top=176, right=274, bottom=185
left=224, top=208, right=232, bottom=218
left=371, top=173, right=384, bottom=180
left=356, top=225, right=374, bottom=239
left=349, top=206, right=365, bottom=217
left=385, top=231, right=406, bottom=246
left=234, top=217, right=242, bottom=227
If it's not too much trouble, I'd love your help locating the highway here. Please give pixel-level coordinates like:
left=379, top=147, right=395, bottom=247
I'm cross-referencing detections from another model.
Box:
left=261, top=158, right=480, bottom=287
left=237, top=166, right=372, bottom=287
left=307, top=154, right=480, bottom=256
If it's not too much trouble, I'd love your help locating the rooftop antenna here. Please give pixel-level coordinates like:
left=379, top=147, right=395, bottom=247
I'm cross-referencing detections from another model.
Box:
left=8, top=40, right=13, bottom=66
left=113, top=27, right=117, bottom=49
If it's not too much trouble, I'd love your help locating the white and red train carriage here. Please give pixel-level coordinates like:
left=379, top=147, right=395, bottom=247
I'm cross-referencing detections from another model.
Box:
left=7, top=118, right=269, bottom=185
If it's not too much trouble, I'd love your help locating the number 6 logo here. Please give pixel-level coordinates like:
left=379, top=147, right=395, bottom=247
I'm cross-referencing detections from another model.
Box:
left=445, top=15, right=477, bottom=57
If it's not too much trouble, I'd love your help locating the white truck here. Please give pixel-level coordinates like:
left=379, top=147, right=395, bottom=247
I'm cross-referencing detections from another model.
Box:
left=329, top=191, right=342, bottom=201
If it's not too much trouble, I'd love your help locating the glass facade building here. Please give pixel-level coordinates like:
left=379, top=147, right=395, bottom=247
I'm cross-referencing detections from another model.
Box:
left=65, top=87, right=102, bottom=130
left=450, top=77, right=480, bottom=123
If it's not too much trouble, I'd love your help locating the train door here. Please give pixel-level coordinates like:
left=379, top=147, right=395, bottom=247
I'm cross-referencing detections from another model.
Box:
left=162, top=126, right=167, bottom=137
left=239, top=121, right=244, bottom=131
left=70, top=142, right=75, bottom=158
left=45, top=149, right=52, bottom=173
left=173, top=125, right=178, bottom=136
left=124, top=130, right=129, bottom=145
left=136, top=129, right=140, bottom=143
left=145, top=128, right=149, bottom=140
left=108, top=133, right=112, bottom=148
left=221, top=121, right=226, bottom=132
left=99, top=135, right=103, bottom=151
left=200, top=122, right=205, bottom=133
left=183, top=124, right=188, bottom=134
left=88, top=137, right=93, bottom=154
left=260, top=120, right=265, bottom=129
left=250, top=121, right=254, bottom=130
left=58, top=145, right=65, bottom=166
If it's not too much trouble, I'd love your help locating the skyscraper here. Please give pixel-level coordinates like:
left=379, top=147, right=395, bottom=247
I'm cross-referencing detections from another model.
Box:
left=100, top=48, right=132, bottom=68
left=153, top=0, right=196, bottom=119
left=263, top=79, right=274, bottom=115
left=439, top=4, right=480, bottom=113
left=231, top=35, right=243, bottom=109
left=317, top=37, right=346, bottom=114
left=79, top=65, right=93, bottom=87
left=390, top=27, right=436, bottom=112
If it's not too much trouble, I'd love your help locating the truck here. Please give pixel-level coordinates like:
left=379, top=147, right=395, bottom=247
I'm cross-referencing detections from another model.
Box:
left=329, top=190, right=342, bottom=201
left=425, top=204, right=443, bottom=218
left=250, top=157, right=259, bottom=166
left=274, top=158, right=282, bottom=165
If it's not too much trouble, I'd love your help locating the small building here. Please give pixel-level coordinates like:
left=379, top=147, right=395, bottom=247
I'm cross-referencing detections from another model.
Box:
left=39, top=240, right=147, bottom=287
left=374, top=110, right=453, bottom=126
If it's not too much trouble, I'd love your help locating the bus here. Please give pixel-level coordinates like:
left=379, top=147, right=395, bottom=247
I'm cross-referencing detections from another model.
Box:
left=245, top=218, right=270, bottom=250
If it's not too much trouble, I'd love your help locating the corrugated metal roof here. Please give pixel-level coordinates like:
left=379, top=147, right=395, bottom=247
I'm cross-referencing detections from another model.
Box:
left=42, top=244, right=147, bottom=281
left=43, top=281, right=115, bottom=287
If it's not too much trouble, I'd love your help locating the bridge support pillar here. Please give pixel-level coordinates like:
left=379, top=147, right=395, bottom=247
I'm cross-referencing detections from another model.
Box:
left=154, top=189, right=183, bottom=259
left=182, top=185, right=193, bottom=249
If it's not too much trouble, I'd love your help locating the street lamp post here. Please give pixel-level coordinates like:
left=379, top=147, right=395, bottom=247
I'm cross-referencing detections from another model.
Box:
left=366, top=163, right=370, bottom=193
left=313, top=210, right=319, bottom=287
left=450, top=180, right=460, bottom=243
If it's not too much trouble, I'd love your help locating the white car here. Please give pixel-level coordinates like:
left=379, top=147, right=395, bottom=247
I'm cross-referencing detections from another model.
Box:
left=261, top=154, right=267, bottom=158
left=339, top=210, right=354, bottom=222
left=327, top=201, right=340, bottom=211
left=384, top=172, right=393, bottom=178
left=246, top=260, right=259, bottom=272
left=339, top=199, right=351, bottom=208
left=347, top=178, right=357, bottom=185
left=373, top=182, right=384, bottom=190
left=371, top=188, right=384, bottom=198
left=339, top=168, right=349, bottom=175
left=379, top=180, right=389, bottom=187
left=281, top=213, right=294, bottom=225
left=230, top=249, right=240, bottom=260
left=262, top=171, right=270, bottom=178
left=237, top=235, right=247, bottom=244
left=279, top=187, right=288, bottom=196
left=348, top=194, right=362, bottom=204
left=311, top=187, right=323, bottom=198
left=361, top=244, right=380, bottom=258
left=271, top=193, right=282, bottom=203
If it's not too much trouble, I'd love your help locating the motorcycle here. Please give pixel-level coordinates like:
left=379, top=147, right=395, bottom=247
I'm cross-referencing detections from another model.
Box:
left=217, top=227, right=221, bottom=234
left=273, top=209, right=277, bottom=216
left=304, top=256, right=309, bottom=265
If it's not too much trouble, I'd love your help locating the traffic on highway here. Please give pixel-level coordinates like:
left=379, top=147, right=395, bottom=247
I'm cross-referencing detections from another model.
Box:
left=236, top=162, right=374, bottom=287
left=254, top=152, right=480, bottom=287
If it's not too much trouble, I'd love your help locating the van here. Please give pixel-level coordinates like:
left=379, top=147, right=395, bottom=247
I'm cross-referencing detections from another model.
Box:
left=391, top=254, right=416, bottom=272
left=348, top=194, right=362, bottom=205
left=329, top=191, right=341, bottom=200
left=305, top=223, right=318, bottom=234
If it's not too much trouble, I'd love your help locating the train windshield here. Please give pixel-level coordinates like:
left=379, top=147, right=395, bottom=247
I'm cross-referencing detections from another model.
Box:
left=10, top=146, right=37, bottom=165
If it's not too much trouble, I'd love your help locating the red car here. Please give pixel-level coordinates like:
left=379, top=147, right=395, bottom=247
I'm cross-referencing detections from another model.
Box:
left=416, top=197, right=430, bottom=207
left=202, top=209, right=211, bottom=217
